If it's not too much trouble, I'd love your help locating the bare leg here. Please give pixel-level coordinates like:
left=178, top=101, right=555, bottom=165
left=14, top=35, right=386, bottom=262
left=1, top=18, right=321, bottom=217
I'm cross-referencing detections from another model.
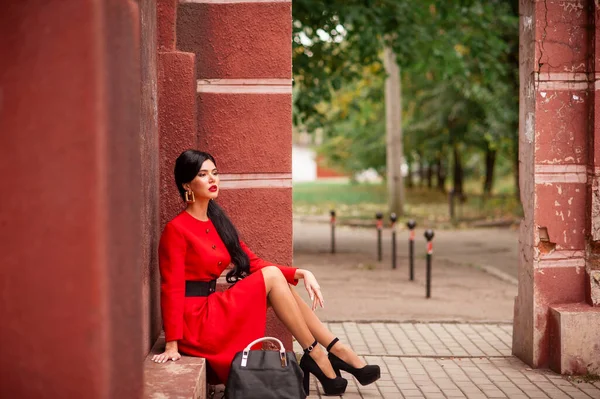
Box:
left=261, top=267, right=336, bottom=378
left=290, top=286, right=367, bottom=369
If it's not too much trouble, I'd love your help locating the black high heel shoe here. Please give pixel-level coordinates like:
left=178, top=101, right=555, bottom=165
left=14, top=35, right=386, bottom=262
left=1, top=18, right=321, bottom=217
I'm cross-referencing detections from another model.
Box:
left=327, top=337, right=381, bottom=386
left=299, top=340, right=348, bottom=396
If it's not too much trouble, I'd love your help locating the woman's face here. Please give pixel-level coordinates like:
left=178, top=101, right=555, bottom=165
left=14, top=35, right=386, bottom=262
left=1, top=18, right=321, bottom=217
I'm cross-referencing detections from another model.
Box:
left=185, top=159, right=219, bottom=201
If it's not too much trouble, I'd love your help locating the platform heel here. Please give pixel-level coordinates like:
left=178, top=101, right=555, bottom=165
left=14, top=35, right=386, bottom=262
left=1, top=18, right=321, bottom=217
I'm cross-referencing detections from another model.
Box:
left=327, top=337, right=381, bottom=386
left=299, top=340, right=347, bottom=396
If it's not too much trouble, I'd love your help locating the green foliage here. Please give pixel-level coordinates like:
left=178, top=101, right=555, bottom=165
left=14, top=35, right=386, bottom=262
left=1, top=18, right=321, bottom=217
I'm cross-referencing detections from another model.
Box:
left=292, top=0, right=425, bottom=126
left=314, top=65, right=386, bottom=175
left=292, top=0, right=519, bottom=194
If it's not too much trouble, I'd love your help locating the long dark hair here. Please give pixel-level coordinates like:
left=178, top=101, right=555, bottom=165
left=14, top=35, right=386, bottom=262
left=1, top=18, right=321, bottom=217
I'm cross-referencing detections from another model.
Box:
left=174, top=149, right=250, bottom=283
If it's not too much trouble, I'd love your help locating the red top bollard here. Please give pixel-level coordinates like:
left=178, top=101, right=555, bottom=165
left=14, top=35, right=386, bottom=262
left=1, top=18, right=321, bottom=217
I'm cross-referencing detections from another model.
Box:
left=390, top=212, right=397, bottom=228
left=330, top=210, right=336, bottom=225
left=376, top=212, right=383, bottom=230
left=406, top=219, right=416, bottom=241
left=424, top=229, right=435, bottom=298
left=424, top=229, right=435, bottom=254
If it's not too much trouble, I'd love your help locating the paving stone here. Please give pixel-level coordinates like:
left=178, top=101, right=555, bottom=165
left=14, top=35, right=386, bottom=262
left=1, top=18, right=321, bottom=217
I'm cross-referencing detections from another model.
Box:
left=306, top=322, right=600, bottom=399
left=581, top=388, right=600, bottom=397
left=376, top=380, right=397, bottom=387
left=342, top=393, right=364, bottom=399
left=444, top=389, right=467, bottom=397
left=403, top=390, right=426, bottom=397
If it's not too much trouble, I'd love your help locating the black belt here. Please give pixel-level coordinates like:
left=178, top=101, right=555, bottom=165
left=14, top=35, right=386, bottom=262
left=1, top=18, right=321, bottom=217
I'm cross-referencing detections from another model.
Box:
left=185, top=280, right=217, bottom=297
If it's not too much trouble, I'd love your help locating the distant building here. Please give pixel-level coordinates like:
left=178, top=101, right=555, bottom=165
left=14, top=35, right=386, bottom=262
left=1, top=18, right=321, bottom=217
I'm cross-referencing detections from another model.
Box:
left=292, top=145, right=317, bottom=182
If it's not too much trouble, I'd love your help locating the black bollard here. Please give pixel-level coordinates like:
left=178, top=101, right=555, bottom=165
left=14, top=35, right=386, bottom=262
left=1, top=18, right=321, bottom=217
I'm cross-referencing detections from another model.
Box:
left=424, top=229, right=435, bottom=298
left=406, top=220, right=416, bottom=281
left=390, top=213, right=398, bottom=269
left=376, top=212, right=383, bottom=262
left=330, top=210, right=336, bottom=254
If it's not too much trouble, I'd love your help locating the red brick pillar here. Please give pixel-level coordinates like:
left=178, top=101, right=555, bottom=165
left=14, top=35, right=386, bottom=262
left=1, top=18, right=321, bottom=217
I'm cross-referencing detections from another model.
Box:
left=153, top=0, right=198, bottom=351
left=158, top=0, right=198, bottom=228
left=177, top=0, right=294, bottom=348
left=0, top=1, right=143, bottom=397
left=513, top=0, right=592, bottom=369
left=139, top=0, right=163, bottom=354
left=587, top=3, right=600, bottom=306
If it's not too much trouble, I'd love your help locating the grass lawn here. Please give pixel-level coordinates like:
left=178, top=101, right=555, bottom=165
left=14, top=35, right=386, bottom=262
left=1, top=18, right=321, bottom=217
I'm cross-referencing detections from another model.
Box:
left=293, top=179, right=522, bottom=229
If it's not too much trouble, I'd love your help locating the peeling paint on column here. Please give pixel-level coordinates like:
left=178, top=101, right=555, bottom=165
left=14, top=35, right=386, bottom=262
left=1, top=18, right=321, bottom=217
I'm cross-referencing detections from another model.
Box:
left=534, top=90, right=588, bottom=164
left=526, top=112, right=535, bottom=143
left=592, top=176, right=600, bottom=241
left=562, top=1, right=584, bottom=14
left=536, top=183, right=586, bottom=250
left=590, top=271, right=600, bottom=306
left=527, top=80, right=535, bottom=99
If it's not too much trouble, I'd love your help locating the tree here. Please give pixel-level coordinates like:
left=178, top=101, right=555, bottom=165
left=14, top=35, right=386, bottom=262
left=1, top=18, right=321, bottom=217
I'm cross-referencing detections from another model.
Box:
left=292, top=0, right=519, bottom=198
left=384, top=46, right=405, bottom=215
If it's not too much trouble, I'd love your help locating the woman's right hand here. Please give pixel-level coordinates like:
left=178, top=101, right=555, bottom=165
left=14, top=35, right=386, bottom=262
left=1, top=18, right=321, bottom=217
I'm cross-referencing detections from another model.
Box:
left=152, top=341, right=181, bottom=363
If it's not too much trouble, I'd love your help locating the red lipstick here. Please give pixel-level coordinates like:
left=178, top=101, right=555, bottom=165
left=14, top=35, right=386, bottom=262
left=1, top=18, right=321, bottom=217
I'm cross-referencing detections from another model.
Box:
left=209, top=185, right=218, bottom=192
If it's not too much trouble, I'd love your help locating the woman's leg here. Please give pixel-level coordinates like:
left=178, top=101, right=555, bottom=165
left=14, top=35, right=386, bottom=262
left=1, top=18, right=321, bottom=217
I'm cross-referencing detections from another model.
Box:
left=289, top=285, right=367, bottom=369
left=261, top=267, right=336, bottom=378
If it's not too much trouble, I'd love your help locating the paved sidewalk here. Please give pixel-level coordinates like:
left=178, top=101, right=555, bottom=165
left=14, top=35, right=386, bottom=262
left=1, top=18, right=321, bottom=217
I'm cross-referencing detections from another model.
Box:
left=292, top=251, right=516, bottom=323
left=294, top=220, right=519, bottom=281
left=293, top=322, right=600, bottom=399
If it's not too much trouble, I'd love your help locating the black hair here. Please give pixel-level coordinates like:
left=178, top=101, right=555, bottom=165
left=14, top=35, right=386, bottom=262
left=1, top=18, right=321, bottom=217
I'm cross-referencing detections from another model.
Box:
left=174, top=149, right=250, bottom=283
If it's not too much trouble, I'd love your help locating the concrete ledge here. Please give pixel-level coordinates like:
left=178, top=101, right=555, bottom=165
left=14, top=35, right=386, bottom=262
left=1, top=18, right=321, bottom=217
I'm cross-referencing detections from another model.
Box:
left=144, top=334, right=206, bottom=399
left=549, top=303, right=600, bottom=375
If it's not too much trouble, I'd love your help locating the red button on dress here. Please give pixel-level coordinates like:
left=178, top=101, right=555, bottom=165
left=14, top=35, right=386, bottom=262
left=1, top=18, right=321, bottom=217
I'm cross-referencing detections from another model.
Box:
left=158, top=211, right=299, bottom=383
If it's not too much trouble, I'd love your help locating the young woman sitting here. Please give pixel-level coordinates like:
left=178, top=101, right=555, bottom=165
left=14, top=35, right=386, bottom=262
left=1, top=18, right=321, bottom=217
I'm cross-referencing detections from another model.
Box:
left=152, top=150, right=381, bottom=395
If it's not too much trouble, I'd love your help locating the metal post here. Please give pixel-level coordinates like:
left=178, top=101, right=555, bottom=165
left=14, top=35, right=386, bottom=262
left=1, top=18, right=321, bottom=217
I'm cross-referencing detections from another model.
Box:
left=330, top=210, right=336, bottom=254
left=406, top=220, right=416, bottom=281
left=424, top=229, right=435, bottom=298
left=390, top=213, right=397, bottom=269
left=376, top=212, right=383, bottom=262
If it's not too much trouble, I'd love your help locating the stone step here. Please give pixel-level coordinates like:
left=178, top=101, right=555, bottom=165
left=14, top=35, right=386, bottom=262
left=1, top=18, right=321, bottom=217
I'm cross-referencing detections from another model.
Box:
left=549, top=302, right=600, bottom=375
left=144, top=334, right=206, bottom=399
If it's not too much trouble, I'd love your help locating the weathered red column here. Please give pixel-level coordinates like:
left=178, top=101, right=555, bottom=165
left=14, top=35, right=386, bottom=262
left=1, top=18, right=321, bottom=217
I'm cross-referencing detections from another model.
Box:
left=139, top=0, right=163, bottom=355
left=514, top=0, right=600, bottom=374
left=0, top=1, right=144, bottom=397
left=587, top=0, right=600, bottom=308
left=158, top=0, right=198, bottom=229
left=177, top=0, right=294, bottom=348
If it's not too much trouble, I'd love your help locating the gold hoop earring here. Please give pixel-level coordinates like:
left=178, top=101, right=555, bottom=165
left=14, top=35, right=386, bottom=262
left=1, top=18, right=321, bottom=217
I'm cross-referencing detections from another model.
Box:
left=185, top=190, right=195, bottom=203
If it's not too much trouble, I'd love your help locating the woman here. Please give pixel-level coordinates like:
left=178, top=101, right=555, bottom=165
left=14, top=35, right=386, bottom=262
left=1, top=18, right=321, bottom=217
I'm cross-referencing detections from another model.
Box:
left=152, top=150, right=380, bottom=395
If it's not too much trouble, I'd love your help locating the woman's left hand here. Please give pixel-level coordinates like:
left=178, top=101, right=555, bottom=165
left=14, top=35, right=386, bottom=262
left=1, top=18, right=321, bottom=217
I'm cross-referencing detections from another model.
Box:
left=302, top=270, right=324, bottom=311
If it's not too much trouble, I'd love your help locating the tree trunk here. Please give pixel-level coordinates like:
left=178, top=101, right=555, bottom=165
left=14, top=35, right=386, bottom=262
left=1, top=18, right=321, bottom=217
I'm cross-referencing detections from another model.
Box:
left=384, top=46, right=405, bottom=216
left=483, top=147, right=496, bottom=197
left=406, top=162, right=414, bottom=188
left=452, top=145, right=464, bottom=200
left=436, top=156, right=446, bottom=193
left=513, top=129, right=520, bottom=201
left=417, top=152, right=425, bottom=187
left=427, top=162, right=433, bottom=189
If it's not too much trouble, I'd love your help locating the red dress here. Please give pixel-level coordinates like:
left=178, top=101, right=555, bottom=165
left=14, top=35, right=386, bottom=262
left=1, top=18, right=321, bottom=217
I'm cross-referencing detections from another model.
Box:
left=158, top=211, right=298, bottom=383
